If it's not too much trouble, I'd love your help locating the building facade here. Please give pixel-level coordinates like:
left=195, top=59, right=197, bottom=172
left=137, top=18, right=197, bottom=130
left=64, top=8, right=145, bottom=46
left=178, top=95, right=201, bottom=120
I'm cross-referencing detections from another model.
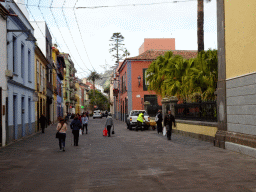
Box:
left=0, top=4, right=9, bottom=146
left=139, top=38, right=175, bottom=55
left=30, top=21, right=53, bottom=125
left=3, top=0, right=36, bottom=143
left=215, top=0, right=256, bottom=158
left=34, top=45, right=47, bottom=132
left=117, top=50, right=197, bottom=121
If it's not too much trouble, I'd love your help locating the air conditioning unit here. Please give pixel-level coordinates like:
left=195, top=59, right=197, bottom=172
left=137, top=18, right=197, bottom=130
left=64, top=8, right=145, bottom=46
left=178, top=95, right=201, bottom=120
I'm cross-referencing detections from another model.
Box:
left=5, top=70, right=13, bottom=78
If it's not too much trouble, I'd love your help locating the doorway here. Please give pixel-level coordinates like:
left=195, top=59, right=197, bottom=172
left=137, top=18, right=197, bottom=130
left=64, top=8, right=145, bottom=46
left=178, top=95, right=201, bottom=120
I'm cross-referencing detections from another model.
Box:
left=21, top=97, right=25, bottom=137
left=13, top=95, right=17, bottom=140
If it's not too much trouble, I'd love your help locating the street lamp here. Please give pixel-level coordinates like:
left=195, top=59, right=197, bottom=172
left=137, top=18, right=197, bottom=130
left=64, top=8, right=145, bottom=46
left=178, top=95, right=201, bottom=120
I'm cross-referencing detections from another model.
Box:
left=138, top=75, right=141, bottom=87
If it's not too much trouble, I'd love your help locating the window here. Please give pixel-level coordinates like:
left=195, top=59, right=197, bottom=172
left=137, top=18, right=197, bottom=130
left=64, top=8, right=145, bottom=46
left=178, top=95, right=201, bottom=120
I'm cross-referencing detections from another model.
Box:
left=143, top=68, right=150, bottom=91
left=28, top=50, right=31, bottom=81
left=36, top=60, right=40, bottom=89
left=21, top=44, right=24, bottom=78
left=43, top=67, right=45, bottom=92
left=13, top=36, right=17, bottom=73
left=40, top=64, right=43, bottom=91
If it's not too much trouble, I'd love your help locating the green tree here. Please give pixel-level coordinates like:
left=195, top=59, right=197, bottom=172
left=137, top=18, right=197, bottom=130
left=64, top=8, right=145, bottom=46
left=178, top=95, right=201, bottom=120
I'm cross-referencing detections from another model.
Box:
left=88, top=90, right=109, bottom=111
left=146, top=50, right=217, bottom=101
left=87, top=71, right=101, bottom=98
left=109, top=33, right=125, bottom=63
left=122, top=48, right=130, bottom=59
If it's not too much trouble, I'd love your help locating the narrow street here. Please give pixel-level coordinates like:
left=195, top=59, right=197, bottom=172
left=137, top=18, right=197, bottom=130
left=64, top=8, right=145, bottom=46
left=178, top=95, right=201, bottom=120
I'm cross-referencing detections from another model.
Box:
left=0, top=118, right=256, bottom=192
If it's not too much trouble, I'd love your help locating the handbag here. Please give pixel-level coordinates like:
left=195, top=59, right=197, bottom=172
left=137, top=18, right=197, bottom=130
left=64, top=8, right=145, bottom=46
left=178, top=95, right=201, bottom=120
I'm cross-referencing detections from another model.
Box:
left=163, top=126, right=167, bottom=136
left=103, top=127, right=108, bottom=136
left=112, top=125, right=115, bottom=134
left=56, top=124, right=63, bottom=138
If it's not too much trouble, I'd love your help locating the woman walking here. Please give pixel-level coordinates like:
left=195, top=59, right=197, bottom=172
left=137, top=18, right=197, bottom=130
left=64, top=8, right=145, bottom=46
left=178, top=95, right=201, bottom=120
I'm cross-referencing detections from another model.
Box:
left=105, top=113, right=114, bottom=137
left=70, top=116, right=82, bottom=146
left=81, top=113, right=89, bottom=134
left=56, top=118, right=67, bottom=151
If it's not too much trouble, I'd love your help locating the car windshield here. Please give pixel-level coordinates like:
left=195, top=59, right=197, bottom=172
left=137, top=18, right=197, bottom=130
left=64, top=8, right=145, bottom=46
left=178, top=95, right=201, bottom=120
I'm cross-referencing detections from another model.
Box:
left=131, top=111, right=148, bottom=116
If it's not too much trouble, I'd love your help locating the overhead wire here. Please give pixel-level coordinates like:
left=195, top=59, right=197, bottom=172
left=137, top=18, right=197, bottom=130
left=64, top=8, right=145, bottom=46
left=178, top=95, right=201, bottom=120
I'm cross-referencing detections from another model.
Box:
left=61, top=0, right=93, bottom=73
left=48, top=2, right=90, bottom=76
left=73, top=0, right=95, bottom=72
left=15, top=0, right=197, bottom=9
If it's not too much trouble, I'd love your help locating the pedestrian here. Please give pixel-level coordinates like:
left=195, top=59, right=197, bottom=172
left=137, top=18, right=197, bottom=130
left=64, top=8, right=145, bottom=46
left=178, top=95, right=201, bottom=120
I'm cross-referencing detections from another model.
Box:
left=81, top=113, right=89, bottom=134
left=77, top=113, right=82, bottom=124
left=136, top=112, right=144, bottom=131
left=86, top=111, right=89, bottom=120
left=156, top=110, right=163, bottom=134
left=39, top=114, right=47, bottom=133
left=163, top=110, right=176, bottom=140
left=105, top=113, right=114, bottom=137
left=56, top=118, right=67, bottom=151
left=70, top=116, right=82, bottom=146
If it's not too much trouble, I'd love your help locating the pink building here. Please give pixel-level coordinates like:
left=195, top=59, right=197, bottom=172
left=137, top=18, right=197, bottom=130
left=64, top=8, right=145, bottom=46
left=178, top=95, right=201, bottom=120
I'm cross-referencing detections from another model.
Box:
left=139, top=38, right=175, bottom=55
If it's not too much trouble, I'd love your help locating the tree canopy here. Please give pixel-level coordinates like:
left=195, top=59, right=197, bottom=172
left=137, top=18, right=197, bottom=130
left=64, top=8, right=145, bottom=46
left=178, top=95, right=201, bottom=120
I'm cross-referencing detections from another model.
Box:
left=88, top=89, right=109, bottom=111
left=146, top=49, right=217, bottom=102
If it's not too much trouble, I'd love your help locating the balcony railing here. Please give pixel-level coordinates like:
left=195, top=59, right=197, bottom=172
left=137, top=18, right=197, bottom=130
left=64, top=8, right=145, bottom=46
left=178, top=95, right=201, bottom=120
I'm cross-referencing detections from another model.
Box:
left=47, top=81, right=53, bottom=91
left=174, top=101, right=217, bottom=122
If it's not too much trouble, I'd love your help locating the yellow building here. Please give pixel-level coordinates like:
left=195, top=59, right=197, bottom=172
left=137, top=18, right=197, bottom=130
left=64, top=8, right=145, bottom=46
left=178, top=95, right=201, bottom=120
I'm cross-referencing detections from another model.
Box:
left=52, top=46, right=58, bottom=123
left=215, top=0, right=256, bottom=158
left=34, top=45, right=47, bottom=132
left=75, top=80, right=81, bottom=114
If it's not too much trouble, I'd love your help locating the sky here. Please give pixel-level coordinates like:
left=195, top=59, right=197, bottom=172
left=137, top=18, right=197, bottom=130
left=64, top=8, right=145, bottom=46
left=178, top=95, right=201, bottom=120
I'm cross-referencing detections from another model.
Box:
left=24, top=0, right=217, bottom=79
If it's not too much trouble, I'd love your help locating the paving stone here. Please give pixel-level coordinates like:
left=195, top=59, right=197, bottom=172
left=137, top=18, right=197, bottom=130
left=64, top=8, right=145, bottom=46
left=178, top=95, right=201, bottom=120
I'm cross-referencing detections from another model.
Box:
left=0, top=119, right=256, bottom=191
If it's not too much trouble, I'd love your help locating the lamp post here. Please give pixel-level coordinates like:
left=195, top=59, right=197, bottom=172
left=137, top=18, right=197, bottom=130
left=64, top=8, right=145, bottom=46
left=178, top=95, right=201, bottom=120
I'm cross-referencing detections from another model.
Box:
left=138, top=75, right=141, bottom=87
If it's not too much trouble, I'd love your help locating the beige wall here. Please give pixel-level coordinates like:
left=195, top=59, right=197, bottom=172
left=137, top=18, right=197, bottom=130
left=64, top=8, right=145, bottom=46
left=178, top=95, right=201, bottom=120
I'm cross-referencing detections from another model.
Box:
left=225, top=0, right=256, bottom=79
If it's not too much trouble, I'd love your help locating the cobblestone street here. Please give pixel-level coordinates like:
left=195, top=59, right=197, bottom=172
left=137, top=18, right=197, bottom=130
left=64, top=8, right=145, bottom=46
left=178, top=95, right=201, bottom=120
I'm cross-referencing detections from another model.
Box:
left=0, top=118, right=256, bottom=192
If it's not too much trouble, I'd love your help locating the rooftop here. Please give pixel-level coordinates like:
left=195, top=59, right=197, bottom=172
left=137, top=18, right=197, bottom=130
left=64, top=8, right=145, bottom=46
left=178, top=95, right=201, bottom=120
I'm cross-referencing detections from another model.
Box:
left=127, top=49, right=198, bottom=61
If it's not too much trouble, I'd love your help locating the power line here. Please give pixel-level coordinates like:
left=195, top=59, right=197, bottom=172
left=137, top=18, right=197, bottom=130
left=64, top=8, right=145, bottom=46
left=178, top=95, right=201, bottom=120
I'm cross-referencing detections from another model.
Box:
left=15, top=0, right=197, bottom=9
left=48, top=3, right=90, bottom=76
left=61, top=1, right=93, bottom=73
left=73, top=2, right=95, bottom=71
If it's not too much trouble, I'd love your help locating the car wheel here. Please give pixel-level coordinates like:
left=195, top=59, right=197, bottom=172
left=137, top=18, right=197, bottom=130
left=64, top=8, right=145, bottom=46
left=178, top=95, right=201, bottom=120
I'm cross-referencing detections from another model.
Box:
left=127, top=124, right=129, bottom=129
left=93, top=117, right=95, bottom=119
left=128, top=124, right=132, bottom=130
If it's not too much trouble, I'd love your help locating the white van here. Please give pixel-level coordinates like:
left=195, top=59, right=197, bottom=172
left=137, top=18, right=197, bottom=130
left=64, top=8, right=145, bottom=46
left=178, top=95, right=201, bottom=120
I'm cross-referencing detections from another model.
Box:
left=93, top=110, right=102, bottom=119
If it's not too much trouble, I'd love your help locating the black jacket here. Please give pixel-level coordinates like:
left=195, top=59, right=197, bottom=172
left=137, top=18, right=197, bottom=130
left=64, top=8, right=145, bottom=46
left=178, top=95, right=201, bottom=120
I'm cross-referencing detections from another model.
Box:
left=164, top=114, right=176, bottom=129
left=70, top=119, right=82, bottom=131
left=39, top=115, right=47, bottom=125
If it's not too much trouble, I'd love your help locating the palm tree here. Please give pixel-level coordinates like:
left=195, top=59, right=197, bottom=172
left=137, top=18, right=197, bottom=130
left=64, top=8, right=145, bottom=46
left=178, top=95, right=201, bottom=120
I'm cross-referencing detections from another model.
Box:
left=122, top=48, right=130, bottom=59
left=197, top=0, right=211, bottom=52
left=87, top=71, right=102, bottom=98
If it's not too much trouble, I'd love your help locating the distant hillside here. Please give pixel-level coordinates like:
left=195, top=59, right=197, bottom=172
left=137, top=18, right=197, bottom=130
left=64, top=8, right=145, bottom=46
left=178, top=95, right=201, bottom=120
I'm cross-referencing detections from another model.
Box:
left=95, top=70, right=113, bottom=88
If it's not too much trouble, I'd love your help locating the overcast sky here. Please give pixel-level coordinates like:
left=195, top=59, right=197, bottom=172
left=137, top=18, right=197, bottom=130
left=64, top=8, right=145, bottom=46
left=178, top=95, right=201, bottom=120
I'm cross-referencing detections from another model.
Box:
left=26, top=0, right=217, bottom=79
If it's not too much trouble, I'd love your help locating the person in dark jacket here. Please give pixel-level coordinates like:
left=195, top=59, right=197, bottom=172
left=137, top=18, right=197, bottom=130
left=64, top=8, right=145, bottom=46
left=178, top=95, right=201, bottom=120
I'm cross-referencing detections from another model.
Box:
left=70, top=116, right=82, bottom=146
left=164, top=110, right=176, bottom=140
left=156, top=110, right=163, bottom=134
left=39, top=114, right=47, bottom=133
left=105, top=113, right=114, bottom=137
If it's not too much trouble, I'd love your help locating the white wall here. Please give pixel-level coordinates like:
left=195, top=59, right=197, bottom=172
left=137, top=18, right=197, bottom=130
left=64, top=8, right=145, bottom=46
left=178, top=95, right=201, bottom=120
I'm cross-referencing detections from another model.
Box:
left=30, top=21, right=46, bottom=57
left=0, top=15, right=7, bottom=146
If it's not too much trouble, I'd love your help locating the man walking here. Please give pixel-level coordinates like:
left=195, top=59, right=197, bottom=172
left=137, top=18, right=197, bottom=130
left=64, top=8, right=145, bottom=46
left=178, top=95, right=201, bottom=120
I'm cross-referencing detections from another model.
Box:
left=164, top=110, right=176, bottom=140
left=156, top=110, right=163, bottom=134
left=39, top=114, right=47, bottom=133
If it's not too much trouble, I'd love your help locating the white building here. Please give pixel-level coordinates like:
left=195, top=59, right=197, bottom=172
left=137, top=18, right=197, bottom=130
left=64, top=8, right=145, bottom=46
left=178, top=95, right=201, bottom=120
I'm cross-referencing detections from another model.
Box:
left=0, top=4, right=9, bottom=146
left=1, top=0, right=36, bottom=143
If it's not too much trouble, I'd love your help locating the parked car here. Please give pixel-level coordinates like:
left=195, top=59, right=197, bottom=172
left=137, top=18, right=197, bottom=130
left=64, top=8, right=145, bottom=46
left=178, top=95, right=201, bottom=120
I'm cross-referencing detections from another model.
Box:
left=126, top=110, right=150, bottom=130
left=93, top=110, right=102, bottom=119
